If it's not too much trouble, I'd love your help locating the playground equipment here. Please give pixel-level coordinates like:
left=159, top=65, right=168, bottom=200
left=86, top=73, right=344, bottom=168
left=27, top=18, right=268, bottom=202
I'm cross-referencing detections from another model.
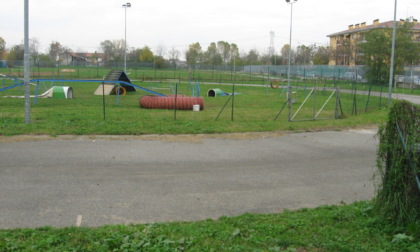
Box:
left=1, top=71, right=166, bottom=98
left=3, top=86, right=73, bottom=99
left=94, top=84, right=127, bottom=96
left=140, top=95, right=204, bottom=110
left=207, top=88, right=240, bottom=97
left=35, top=86, right=73, bottom=99
left=94, top=70, right=135, bottom=95
left=207, top=88, right=226, bottom=97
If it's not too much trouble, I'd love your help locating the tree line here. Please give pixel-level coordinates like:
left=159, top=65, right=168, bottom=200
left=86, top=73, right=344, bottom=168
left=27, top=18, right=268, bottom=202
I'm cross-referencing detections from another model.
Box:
left=1, top=20, right=418, bottom=87
left=0, top=37, right=331, bottom=67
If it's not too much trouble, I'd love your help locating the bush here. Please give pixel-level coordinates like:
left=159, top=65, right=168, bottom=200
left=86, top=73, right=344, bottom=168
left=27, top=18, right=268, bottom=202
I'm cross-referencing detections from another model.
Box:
left=375, top=100, right=420, bottom=226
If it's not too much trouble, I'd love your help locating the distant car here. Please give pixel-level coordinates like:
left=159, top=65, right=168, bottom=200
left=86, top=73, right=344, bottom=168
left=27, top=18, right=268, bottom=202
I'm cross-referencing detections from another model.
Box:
left=343, top=72, right=365, bottom=82
left=405, top=76, right=419, bottom=85
left=396, top=75, right=405, bottom=84
left=397, top=75, right=420, bottom=85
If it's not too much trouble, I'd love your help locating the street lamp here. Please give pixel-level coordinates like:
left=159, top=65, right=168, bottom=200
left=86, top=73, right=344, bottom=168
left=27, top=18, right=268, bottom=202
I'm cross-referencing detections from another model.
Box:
left=286, top=0, right=297, bottom=121
left=388, top=0, right=397, bottom=107
left=122, top=2, right=131, bottom=73
left=24, top=0, right=30, bottom=123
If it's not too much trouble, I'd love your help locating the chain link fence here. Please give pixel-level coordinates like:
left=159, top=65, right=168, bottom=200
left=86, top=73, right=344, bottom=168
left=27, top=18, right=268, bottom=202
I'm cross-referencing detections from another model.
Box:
left=0, top=62, right=408, bottom=133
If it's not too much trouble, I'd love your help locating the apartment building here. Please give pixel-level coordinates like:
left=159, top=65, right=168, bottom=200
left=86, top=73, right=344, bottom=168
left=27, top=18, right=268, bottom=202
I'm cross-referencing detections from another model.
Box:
left=327, top=18, right=420, bottom=66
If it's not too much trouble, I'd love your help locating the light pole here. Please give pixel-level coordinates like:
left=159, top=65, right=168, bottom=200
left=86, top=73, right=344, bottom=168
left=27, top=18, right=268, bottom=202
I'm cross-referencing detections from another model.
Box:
left=286, top=0, right=297, bottom=121
left=24, top=0, right=30, bottom=123
left=123, top=2, right=131, bottom=73
left=388, top=0, right=397, bottom=107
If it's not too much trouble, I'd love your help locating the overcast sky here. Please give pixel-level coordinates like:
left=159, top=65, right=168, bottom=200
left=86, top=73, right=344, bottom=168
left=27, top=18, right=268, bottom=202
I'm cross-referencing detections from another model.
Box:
left=2, top=0, right=419, bottom=57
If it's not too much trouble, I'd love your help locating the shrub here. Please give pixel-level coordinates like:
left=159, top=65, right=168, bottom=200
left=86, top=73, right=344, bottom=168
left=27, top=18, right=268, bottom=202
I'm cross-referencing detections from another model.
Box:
left=375, top=100, right=420, bottom=226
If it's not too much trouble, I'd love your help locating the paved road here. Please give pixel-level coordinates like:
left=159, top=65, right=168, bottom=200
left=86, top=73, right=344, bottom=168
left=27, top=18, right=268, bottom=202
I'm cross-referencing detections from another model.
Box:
left=0, top=129, right=378, bottom=228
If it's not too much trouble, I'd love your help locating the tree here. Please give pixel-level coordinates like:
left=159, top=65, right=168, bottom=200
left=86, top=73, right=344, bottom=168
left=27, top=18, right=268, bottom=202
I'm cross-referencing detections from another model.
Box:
left=99, top=39, right=125, bottom=66
left=270, top=55, right=283, bottom=65
left=360, top=22, right=419, bottom=85
left=99, top=40, right=114, bottom=66
left=30, top=38, right=40, bottom=63
left=313, top=45, right=331, bottom=65
left=229, top=43, right=239, bottom=66
left=48, top=41, right=66, bottom=61
left=360, top=29, right=390, bottom=84
left=295, top=44, right=314, bottom=65
left=260, top=52, right=272, bottom=65
left=154, top=44, right=166, bottom=58
left=112, top=39, right=125, bottom=62
left=280, top=44, right=295, bottom=65
left=202, top=42, right=222, bottom=65
left=168, top=47, right=180, bottom=64
left=138, top=46, right=154, bottom=63
left=245, top=49, right=260, bottom=65
left=185, top=42, right=202, bottom=66
left=217, top=41, right=231, bottom=65
left=7, top=44, right=24, bottom=62
left=0, top=37, right=6, bottom=59
left=127, top=47, right=139, bottom=62
left=154, top=56, right=166, bottom=68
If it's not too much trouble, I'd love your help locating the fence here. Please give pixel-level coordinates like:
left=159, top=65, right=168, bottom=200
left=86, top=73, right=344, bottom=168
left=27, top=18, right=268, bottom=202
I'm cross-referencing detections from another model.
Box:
left=0, top=68, right=388, bottom=136
left=2, top=61, right=419, bottom=85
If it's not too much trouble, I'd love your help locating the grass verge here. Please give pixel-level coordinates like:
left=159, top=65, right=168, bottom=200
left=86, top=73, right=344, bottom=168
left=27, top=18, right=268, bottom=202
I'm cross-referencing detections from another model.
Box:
left=0, top=201, right=419, bottom=251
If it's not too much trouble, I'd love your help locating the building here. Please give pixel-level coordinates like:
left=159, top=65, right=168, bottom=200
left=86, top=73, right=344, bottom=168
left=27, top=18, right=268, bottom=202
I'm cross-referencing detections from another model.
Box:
left=58, top=51, right=103, bottom=66
left=327, top=18, right=420, bottom=66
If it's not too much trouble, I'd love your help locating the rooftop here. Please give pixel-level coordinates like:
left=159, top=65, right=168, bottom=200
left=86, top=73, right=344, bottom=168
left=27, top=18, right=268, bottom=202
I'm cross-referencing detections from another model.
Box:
left=327, top=19, right=420, bottom=37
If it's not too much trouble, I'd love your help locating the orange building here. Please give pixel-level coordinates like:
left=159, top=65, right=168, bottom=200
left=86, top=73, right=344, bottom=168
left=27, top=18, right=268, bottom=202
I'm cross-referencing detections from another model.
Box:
left=327, top=18, right=420, bottom=66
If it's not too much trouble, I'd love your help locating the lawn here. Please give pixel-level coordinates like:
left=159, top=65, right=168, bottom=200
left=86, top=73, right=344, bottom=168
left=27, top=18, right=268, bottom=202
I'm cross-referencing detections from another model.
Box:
left=0, top=75, right=388, bottom=136
left=0, top=201, right=418, bottom=251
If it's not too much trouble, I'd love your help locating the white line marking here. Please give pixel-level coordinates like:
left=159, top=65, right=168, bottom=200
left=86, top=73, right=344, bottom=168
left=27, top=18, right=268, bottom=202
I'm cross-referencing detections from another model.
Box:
left=76, top=215, right=82, bottom=227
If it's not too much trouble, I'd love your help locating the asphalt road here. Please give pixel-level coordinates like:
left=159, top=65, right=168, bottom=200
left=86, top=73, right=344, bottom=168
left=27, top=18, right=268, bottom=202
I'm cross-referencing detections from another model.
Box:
left=0, top=129, right=378, bottom=229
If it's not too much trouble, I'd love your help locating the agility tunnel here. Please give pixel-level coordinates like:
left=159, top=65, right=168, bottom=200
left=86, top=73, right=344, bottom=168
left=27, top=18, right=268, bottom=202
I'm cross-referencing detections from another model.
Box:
left=207, top=88, right=226, bottom=97
left=207, top=88, right=240, bottom=97
left=3, top=86, right=73, bottom=99
left=50, top=86, right=73, bottom=99
left=140, top=95, right=204, bottom=110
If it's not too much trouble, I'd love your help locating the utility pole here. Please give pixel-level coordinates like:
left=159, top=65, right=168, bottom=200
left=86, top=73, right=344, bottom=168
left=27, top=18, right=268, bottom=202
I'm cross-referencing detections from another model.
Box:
left=286, top=0, right=297, bottom=121
left=24, top=0, right=31, bottom=123
left=123, top=3, right=131, bottom=73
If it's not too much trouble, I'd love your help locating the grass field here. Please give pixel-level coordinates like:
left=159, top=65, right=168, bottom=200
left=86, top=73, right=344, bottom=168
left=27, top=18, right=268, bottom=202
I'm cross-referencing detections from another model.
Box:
left=1, top=70, right=389, bottom=136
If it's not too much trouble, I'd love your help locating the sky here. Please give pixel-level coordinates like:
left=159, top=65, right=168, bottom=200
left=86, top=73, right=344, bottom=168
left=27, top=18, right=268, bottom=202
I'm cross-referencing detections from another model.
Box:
left=1, top=0, right=419, bottom=58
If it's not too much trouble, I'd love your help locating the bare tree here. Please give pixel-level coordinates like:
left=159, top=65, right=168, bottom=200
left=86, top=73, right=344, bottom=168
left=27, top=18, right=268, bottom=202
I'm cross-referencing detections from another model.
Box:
left=155, top=44, right=166, bottom=58
left=168, top=47, right=180, bottom=64
left=99, top=39, right=125, bottom=65
left=30, top=37, right=40, bottom=63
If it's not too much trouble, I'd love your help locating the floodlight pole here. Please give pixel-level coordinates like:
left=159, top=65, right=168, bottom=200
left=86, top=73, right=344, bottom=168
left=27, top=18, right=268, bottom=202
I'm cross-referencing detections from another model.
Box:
left=123, top=3, right=131, bottom=73
left=286, top=0, right=297, bottom=121
left=24, top=0, right=31, bottom=123
left=388, top=0, right=397, bottom=107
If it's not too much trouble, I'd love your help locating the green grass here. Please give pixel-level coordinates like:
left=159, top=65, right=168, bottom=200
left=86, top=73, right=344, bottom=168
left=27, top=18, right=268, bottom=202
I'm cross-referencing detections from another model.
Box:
left=0, top=78, right=388, bottom=136
left=0, top=201, right=419, bottom=251
left=1, top=69, right=418, bottom=251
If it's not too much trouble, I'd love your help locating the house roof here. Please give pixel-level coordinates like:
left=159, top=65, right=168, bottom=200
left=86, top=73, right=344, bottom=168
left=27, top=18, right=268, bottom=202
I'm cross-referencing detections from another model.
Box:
left=59, top=51, right=104, bottom=58
left=327, top=20, right=420, bottom=37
